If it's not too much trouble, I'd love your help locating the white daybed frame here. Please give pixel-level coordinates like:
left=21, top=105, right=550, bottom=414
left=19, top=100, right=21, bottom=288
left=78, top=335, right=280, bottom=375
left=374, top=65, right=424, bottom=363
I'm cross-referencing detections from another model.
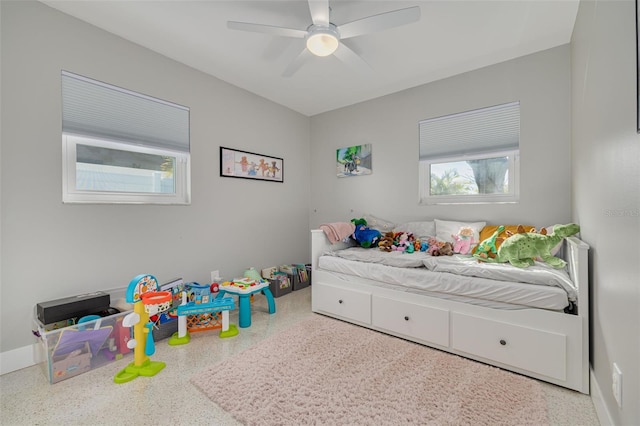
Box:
left=311, top=229, right=590, bottom=394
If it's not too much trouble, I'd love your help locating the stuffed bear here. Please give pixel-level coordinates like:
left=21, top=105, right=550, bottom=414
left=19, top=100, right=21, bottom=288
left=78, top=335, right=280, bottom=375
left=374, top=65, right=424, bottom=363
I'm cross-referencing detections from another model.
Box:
left=378, top=232, right=395, bottom=252
left=433, top=241, right=454, bottom=256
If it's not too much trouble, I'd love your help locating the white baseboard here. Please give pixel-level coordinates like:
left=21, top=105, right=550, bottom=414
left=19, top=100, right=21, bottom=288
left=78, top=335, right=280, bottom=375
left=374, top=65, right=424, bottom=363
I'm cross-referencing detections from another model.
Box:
left=590, top=368, right=614, bottom=426
left=0, top=344, right=39, bottom=376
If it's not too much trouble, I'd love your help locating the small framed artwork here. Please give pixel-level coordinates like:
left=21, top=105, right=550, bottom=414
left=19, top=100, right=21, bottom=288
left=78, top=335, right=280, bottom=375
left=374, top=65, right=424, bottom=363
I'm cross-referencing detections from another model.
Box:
left=220, top=147, right=283, bottom=182
left=336, top=144, right=372, bottom=177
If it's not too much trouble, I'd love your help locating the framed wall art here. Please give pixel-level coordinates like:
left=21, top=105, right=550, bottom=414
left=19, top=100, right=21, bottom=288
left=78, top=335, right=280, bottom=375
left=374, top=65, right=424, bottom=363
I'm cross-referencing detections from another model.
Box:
left=220, top=147, right=283, bottom=183
left=336, top=144, right=372, bottom=177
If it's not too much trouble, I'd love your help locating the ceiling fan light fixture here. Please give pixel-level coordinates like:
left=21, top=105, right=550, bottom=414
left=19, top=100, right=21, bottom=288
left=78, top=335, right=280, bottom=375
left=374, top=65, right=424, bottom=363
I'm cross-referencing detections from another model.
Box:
left=306, top=26, right=339, bottom=57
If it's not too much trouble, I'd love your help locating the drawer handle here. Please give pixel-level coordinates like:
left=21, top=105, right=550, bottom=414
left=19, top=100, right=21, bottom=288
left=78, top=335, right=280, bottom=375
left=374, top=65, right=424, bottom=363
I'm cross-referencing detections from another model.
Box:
left=338, top=299, right=343, bottom=304
left=499, top=339, right=507, bottom=346
left=404, top=316, right=410, bottom=321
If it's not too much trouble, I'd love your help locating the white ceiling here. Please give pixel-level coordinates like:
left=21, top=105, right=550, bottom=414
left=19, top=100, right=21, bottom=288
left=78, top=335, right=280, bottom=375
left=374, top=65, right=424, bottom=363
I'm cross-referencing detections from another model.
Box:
left=41, top=0, right=579, bottom=116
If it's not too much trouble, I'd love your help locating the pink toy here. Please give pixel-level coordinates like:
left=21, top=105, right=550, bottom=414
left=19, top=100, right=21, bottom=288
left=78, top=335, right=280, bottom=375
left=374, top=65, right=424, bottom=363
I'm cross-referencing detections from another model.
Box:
left=392, top=233, right=410, bottom=252
left=452, top=226, right=476, bottom=255
left=426, top=237, right=441, bottom=255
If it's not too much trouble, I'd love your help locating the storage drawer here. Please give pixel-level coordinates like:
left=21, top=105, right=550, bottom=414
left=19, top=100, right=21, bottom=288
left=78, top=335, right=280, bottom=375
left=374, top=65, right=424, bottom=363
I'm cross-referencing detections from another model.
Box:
left=451, top=313, right=566, bottom=381
left=312, top=283, right=371, bottom=324
left=372, top=295, right=449, bottom=347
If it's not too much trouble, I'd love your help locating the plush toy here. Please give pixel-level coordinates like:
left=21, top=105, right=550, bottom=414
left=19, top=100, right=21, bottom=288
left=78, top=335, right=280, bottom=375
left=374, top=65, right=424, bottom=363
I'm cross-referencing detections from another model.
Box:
left=378, top=232, right=395, bottom=252
left=392, top=233, right=410, bottom=252
left=420, top=241, right=429, bottom=252
left=473, top=225, right=505, bottom=260
left=352, top=224, right=381, bottom=248
left=426, top=237, right=441, bottom=255
left=451, top=226, right=476, bottom=255
left=476, top=223, right=580, bottom=268
left=433, top=242, right=454, bottom=256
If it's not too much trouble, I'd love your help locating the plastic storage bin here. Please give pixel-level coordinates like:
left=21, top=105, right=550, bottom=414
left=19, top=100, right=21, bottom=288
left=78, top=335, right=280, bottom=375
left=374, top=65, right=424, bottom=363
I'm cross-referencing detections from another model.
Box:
left=33, top=311, right=132, bottom=383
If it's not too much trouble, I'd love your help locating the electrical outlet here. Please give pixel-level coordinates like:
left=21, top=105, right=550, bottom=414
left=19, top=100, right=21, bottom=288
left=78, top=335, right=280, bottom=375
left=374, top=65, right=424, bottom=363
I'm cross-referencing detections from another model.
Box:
left=612, top=363, right=622, bottom=408
left=211, top=270, right=220, bottom=282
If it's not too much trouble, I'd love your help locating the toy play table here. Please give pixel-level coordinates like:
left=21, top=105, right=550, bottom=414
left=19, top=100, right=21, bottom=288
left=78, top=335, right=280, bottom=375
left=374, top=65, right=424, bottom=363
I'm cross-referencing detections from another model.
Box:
left=216, top=281, right=275, bottom=328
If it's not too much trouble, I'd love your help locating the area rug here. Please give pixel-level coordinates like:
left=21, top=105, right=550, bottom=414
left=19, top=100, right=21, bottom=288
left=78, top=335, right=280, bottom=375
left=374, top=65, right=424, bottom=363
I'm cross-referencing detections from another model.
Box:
left=191, top=315, right=548, bottom=425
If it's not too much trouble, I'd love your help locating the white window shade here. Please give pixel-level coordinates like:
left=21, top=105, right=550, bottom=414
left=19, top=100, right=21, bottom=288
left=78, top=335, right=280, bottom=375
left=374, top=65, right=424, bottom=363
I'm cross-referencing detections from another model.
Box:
left=419, top=101, right=520, bottom=160
left=62, top=71, right=189, bottom=152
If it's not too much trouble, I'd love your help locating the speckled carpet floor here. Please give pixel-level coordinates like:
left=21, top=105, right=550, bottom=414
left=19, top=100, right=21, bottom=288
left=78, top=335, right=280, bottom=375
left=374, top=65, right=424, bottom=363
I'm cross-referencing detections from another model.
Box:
left=192, top=314, right=548, bottom=426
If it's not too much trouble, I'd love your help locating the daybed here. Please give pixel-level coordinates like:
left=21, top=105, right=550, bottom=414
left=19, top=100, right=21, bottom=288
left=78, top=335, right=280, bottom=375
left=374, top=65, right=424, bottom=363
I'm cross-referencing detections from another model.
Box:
left=310, top=222, right=590, bottom=394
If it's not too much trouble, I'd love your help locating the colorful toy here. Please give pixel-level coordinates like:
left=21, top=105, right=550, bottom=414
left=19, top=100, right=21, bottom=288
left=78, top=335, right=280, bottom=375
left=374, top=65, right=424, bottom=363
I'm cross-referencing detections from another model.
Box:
left=378, top=231, right=395, bottom=252
left=432, top=241, right=454, bottom=256
left=168, top=290, right=238, bottom=346
left=452, top=226, right=476, bottom=255
left=405, top=242, right=415, bottom=254
left=217, top=279, right=275, bottom=328
left=351, top=221, right=382, bottom=248
left=426, top=237, right=442, bottom=255
left=114, top=274, right=171, bottom=384
left=473, top=225, right=505, bottom=260
left=475, top=223, right=580, bottom=268
left=391, top=233, right=410, bottom=252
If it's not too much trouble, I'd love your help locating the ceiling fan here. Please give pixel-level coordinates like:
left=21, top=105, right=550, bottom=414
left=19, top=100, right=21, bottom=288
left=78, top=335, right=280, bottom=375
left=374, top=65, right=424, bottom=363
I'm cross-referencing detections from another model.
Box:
left=227, top=0, right=421, bottom=77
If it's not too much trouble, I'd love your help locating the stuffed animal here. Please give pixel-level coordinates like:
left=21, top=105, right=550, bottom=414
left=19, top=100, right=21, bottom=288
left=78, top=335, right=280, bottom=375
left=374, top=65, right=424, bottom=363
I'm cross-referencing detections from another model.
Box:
left=473, top=225, right=505, bottom=260
left=433, top=242, right=454, bottom=256
left=378, top=232, right=395, bottom=252
left=476, top=223, right=580, bottom=268
left=451, top=226, right=476, bottom=255
left=392, top=233, right=410, bottom=252
left=352, top=224, right=381, bottom=248
left=426, top=237, right=441, bottom=255
left=351, top=218, right=367, bottom=227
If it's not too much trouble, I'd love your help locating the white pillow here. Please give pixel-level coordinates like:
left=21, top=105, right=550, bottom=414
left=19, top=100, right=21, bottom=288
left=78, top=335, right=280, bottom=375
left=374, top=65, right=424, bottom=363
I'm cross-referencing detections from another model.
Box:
left=361, top=214, right=396, bottom=232
left=393, top=221, right=436, bottom=240
left=435, top=219, right=486, bottom=244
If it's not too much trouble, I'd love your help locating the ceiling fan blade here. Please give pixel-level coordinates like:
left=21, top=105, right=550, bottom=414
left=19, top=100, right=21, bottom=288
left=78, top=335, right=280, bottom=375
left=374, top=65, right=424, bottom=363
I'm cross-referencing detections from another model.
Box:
left=228, top=21, right=307, bottom=39
left=337, top=6, right=421, bottom=40
left=308, top=0, right=330, bottom=27
left=282, top=48, right=313, bottom=77
left=332, top=43, right=371, bottom=74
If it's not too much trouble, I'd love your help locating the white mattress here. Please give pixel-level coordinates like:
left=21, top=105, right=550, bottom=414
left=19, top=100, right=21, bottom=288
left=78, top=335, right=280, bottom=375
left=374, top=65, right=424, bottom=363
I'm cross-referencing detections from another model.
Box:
left=317, top=255, right=570, bottom=311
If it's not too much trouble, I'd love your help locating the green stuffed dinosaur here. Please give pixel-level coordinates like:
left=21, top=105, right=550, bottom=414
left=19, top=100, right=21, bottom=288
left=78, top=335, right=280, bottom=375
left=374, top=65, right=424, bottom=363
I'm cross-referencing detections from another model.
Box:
left=475, top=223, right=580, bottom=268
left=473, top=225, right=505, bottom=260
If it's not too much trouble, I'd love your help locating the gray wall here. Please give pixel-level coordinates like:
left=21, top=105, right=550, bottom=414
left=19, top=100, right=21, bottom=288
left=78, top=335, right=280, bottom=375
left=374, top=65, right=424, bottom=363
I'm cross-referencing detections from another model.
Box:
left=0, top=1, right=311, bottom=352
left=572, top=1, right=640, bottom=424
left=310, top=45, right=572, bottom=229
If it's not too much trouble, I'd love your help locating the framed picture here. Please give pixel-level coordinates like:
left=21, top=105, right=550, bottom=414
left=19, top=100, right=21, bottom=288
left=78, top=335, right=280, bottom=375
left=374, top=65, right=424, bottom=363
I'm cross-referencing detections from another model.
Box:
left=336, top=144, right=372, bottom=177
left=220, top=147, right=283, bottom=182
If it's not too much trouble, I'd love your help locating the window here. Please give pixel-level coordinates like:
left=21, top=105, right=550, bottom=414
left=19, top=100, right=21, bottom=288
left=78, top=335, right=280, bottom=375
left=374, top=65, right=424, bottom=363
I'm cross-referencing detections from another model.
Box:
left=62, top=71, right=190, bottom=204
left=419, top=102, right=520, bottom=204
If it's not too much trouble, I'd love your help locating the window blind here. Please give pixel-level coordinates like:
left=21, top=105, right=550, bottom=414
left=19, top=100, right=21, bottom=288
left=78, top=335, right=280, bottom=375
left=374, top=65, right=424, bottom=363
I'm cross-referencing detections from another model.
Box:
left=419, top=101, right=520, bottom=160
left=62, top=71, right=190, bottom=152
